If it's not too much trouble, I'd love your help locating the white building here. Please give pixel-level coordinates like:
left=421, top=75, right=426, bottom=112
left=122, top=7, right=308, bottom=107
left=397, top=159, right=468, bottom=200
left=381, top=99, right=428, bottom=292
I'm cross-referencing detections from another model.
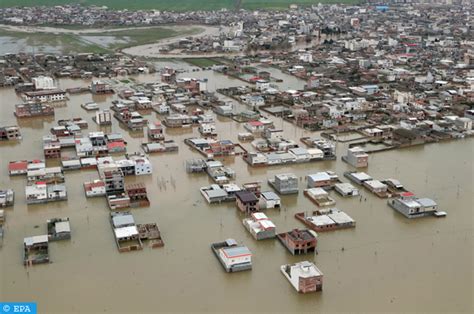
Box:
left=259, top=191, right=281, bottom=209
left=388, top=193, right=439, bottom=218
left=307, top=148, right=324, bottom=160
left=256, top=80, right=270, bottom=91
left=25, top=183, right=48, bottom=203
left=198, top=123, right=217, bottom=136
left=280, top=261, right=323, bottom=293
left=454, top=117, right=472, bottom=131
left=130, top=156, right=152, bottom=176
left=245, top=152, right=268, bottom=166
left=263, top=128, right=283, bottom=140
left=23, top=89, right=66, bottom=103
left=299, top=53, right=313, bottom=63
left=25, top=182, right=67, bottom=204
left=218, top=243, right=252, bottom=269
left=245, top=95, right=265, bottom=108
left=244, top=121, right=266, bottom=134
left=84, top=180, right=106, bottom=197
left=342, top=147, right=369, bottom=168
left=335, top=183, right=359, bottom=197
left=32, top=76, right=56, bottom=90
left=95, top=110, right=112, bottom=125
left=242, top=212, right=276, bottom=240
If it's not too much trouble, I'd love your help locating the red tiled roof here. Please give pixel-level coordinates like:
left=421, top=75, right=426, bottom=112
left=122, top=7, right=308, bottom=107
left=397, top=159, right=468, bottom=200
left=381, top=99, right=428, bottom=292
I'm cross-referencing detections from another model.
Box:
left=8, top=161, right=28, bottom=170
left=249, top=121, right=264, bottom=126
left=107, top=142, right=126, bottom=148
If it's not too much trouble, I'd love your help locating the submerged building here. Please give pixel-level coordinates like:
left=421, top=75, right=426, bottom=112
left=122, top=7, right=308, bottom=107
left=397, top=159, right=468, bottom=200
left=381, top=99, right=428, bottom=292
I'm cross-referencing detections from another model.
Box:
left=211, top=239, right=252, bottom=272
left=281, top=261, right=323, bottom=293
left=268, top=173, right=299, bottom=194
left=342, top=147, right=369, bottom=168
left=388, top=192, right=439, bottom=218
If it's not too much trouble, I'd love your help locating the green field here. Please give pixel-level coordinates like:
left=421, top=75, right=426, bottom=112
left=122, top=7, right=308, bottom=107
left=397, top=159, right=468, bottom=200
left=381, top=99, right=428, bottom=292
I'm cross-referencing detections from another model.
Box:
left=100, top=26, right=201, bottom=50
left=0, top=0, right=361, bottom=11
left=183, top=58, right=224, bottom=68
left=0, top=26, right=200, bottom=54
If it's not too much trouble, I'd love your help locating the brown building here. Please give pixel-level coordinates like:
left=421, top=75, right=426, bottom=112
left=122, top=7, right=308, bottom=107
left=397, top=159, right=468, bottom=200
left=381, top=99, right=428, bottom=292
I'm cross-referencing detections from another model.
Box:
left=43, top=142, right=61, bottom=159
left=0, top=126, right=21, bottom=140
left=235, top=191, right=259, bottom=214
left=14, top=103, right=54, bottom=118
left=126, top=183, right=150, bottom=207
left=242, top=182, right=262, bottom=198
left=277, top=229, right=317, bottom=255
left=91, top=80, right=114, bottom=94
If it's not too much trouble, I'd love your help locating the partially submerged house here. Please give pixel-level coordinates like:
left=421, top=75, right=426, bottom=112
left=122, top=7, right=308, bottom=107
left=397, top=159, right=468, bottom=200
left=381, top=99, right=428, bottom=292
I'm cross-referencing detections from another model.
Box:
left=25, top=182, right=67, bottom=204
left=200, top=184, right=231, bottom=204
left=198, top=123, right=217, bottom=136
left=242, top=182, right=262, bottom=198
left=126, top=183, right=150, bottom=208
left=94, top=109, right=112, bottom=125
left=268, top=173, right=299, bottom=194
left=27, top=167, right=64, bottom=184
left=23, top=89, right=66, bottom=103
left=242, top=212, right=276, bottom=240
left=15, top=103, right=54, bottom=118
left=110, top=212, right=142, bottom=252
left=211, top=239, right=252, bottom=272
left=0, top=189, right=14, bottom=207
left=307, top=171, right=340, bottom=190
left=259, top=191, right=281, bottom=209
left=23, top=235, right=49, bottom=266
left=335, top=183, right=359, bottom=197
left=363, top=179, right=389, bottom=198
left=277, top=229, right=317, bottom=255
left=342, top=146, right=368, bottom=168
left=382, top=178, right=410, bottom=196
left=304, top=188, right=336, bottom=207
left=281, top=261, right=323, bottom=293
left=388, top=192, right=440, bottom=218
left=147, top=121, right=165, bottom=141
left=163, top=114, right=193, bottom=128
left=141, top=141, right=178, bottom=153
left=83, top=179, right=106, bottom=197
left=235, top=191, right=259, bottom=214
left=47, top=218, right=71, bottom=241
left=205, top=160, right=235, bottom=184
left=0, top=125, right=21, bottom=141
left=344, top=171, right=372, bottom=185
left=295, top=209, right=355, bottom=232
left=137, top=223, right=164, bottom=248
left=9, top=159, right=44, bottom=176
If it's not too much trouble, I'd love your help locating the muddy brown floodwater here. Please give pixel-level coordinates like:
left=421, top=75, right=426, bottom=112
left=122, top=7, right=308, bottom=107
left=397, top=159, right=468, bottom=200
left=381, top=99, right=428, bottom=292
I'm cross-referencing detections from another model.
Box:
left=0, top=65, right=472, bottom=314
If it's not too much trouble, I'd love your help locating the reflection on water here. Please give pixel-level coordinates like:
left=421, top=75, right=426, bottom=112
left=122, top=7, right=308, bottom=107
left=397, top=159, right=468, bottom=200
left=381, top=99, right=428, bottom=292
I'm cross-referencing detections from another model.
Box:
left=16, top=117, right=55, bottom=130
left=0, top=36, right=62, bottom=54
left=79, top=36, right=131, bottom=48
left=0, top=67, right=472, bottom=313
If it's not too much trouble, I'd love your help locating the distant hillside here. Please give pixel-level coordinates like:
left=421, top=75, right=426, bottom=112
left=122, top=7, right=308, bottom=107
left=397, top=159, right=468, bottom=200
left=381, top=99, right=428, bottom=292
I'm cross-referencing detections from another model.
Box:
left=0, top=0, right=361, bottom=11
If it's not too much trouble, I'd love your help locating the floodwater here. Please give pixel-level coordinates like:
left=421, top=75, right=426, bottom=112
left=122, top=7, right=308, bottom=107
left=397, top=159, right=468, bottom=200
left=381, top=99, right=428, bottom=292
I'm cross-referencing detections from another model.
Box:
left=79, top=36, right=132, bottom=48
left=0, top=64, right=473, bottom=314
left=0, top=37, right=62, bottom=55
left=0, top=24, right=215, bottom=55
left=121, top=25, right=226, bottom=58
